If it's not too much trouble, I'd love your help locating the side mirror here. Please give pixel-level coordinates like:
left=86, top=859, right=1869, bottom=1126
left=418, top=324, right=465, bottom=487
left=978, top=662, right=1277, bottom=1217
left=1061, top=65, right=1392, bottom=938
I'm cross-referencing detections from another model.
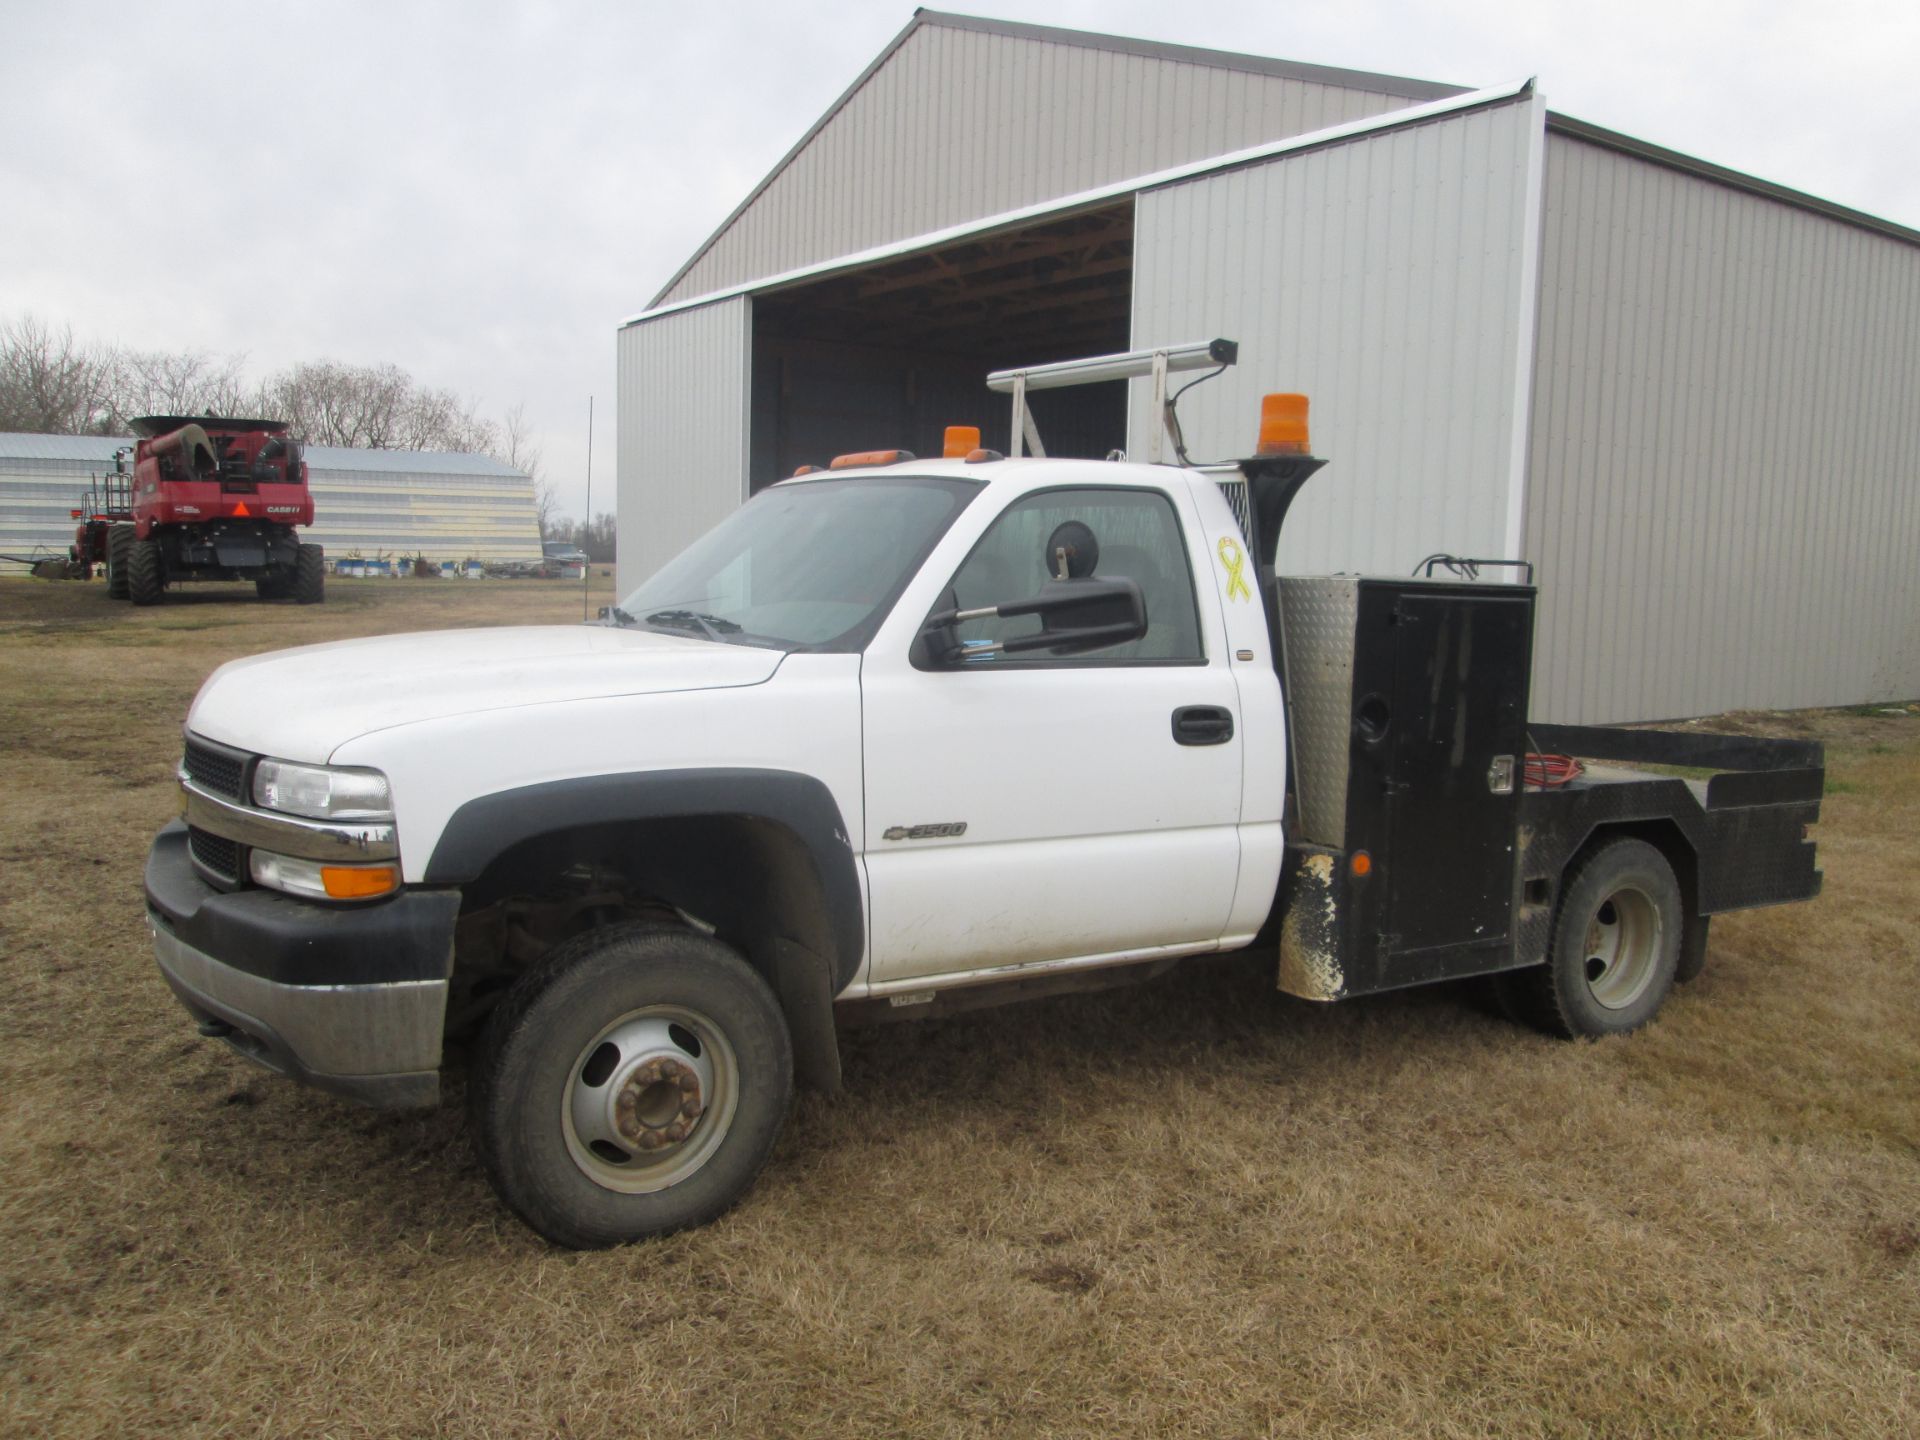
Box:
left=925, top=576, right=1147, bottom=663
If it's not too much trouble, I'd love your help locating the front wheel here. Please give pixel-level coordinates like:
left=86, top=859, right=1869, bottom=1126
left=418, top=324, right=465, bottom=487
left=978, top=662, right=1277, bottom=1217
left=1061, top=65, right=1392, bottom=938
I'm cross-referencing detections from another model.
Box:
left=127, top=537, right=165, bottom=606
left=293, top=542, right=324, bottom=604
left=1498, top=838, right=1683, bottom=1038
left=470, top=923, right=794, bottom=1248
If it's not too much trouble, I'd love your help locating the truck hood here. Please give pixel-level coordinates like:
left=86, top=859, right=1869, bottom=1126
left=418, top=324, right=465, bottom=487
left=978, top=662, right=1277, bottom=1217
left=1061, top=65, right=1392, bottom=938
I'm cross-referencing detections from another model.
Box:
left=187, top=625, right=784, bottom=760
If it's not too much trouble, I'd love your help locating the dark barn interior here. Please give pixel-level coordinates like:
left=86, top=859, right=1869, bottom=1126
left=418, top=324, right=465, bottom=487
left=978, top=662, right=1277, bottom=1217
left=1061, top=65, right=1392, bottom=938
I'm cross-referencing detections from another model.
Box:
left=748, top=202, right=1135, bottom=490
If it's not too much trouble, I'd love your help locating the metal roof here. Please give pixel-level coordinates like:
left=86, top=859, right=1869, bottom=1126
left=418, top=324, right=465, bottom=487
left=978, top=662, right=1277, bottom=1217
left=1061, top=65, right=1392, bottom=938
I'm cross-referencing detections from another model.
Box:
left=644, top=9, right=1918, bottom=314
left=0, top=434, right=130, bottom=462
left=0, top=432, right=527, bottom=477
left=915, top=11, right=1464, bottom=100
left=1545, top=113, right=1920, bottom=251
left=305, top=446, right=525, bottom=477
left=646, top=9, right=1467, bottom=307
left=625, top=78, right=1536, bottom=327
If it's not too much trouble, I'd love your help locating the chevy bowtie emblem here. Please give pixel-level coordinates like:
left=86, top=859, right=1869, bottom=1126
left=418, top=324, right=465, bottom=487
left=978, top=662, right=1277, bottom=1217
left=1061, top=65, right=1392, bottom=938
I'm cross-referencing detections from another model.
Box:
left=882, top=822, right=968, bottom=841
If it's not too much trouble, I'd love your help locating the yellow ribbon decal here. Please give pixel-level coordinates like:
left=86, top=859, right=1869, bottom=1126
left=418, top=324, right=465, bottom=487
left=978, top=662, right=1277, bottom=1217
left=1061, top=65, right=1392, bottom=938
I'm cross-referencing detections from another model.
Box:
left=1217, top=536, right=1252, bottom=602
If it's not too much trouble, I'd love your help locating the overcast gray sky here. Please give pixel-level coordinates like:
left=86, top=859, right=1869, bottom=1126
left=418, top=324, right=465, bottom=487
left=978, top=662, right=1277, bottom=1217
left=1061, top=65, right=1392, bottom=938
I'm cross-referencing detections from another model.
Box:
left=3, top=0, right=1914, bottom=520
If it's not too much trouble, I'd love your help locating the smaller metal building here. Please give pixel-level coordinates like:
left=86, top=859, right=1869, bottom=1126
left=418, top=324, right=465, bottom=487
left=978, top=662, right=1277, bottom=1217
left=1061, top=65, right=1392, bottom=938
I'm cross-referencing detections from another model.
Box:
left=0, top=433, right=542, bottom=570
left=616, top=11, right=1920, bottom=724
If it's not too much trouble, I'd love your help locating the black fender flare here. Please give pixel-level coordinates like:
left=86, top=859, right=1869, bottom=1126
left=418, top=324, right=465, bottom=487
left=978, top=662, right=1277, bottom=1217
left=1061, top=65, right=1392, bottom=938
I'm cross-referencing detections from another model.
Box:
left=423, top=768, right=864, bottom=994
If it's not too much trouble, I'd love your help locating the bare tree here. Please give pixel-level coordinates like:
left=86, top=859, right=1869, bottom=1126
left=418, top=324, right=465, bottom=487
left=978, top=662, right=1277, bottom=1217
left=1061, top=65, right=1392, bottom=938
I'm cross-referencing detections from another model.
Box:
left=257, top=360, right=498, bottom=453
left=548, top=511, right=616, bottom=562
left=531, top=483, right=560, bottom=539
left=396, top=380, right=496, bottom=453
left=438, top=397, right=497, bottom=455
left=3, top=313, right=539, bottom=462
left=589, top=511, right=616, bottom=562
left=499, top=401, right=543, bottom=474
left=259, top=361, right=407, bottom=447
left=499, top=402, right=556, bottom=535
left=0, top=315, right=117, bottom=433
left=105, top=347, right=251, bottom=427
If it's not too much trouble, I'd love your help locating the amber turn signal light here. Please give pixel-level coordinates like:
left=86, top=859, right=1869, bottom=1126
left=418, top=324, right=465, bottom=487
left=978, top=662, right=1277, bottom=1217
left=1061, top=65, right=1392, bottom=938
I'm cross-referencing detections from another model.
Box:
left=321, top=864, right=400, bottom=900
left=1256, top=393, right=1310, bottom=456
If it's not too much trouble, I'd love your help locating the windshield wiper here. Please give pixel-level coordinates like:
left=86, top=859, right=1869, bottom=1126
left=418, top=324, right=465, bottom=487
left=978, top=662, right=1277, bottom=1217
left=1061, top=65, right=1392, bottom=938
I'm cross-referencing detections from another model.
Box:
left=644, top=609, right=742, bottom=642
left=607, top=605, right=638, bottom=627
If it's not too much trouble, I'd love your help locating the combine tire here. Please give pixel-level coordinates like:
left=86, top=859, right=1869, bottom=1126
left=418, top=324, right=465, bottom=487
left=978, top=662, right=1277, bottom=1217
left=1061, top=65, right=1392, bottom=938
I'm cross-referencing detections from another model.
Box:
left=293, top=543, right=324, bottom=605
left=106, top=524, right=133, bottom=599
left=256, top=571, right=292, bottom=600
left=127, top=538, right=165, bottom=607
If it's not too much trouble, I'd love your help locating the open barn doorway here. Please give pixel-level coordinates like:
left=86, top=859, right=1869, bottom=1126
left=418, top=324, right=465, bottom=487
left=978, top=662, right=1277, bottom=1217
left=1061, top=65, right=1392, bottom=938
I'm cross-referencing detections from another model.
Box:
left=748, top=202, right=1133, bottom=491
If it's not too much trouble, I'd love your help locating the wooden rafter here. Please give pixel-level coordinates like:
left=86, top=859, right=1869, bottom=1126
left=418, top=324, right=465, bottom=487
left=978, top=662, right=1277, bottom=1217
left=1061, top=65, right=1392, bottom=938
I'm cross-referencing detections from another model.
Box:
left=755, top=203, right=1135, bottom=366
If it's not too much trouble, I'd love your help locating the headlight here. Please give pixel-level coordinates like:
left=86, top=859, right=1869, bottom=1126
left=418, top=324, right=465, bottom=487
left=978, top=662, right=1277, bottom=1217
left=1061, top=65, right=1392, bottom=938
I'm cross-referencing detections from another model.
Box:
left=249, top=849, right=400, bottom=901
left=252, top=759, right=392, bottom=821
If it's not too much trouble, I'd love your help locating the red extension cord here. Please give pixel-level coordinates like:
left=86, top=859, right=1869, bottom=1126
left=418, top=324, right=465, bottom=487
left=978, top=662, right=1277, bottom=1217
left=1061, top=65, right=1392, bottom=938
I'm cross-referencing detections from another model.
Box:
left=1524, top=753, right=1583, bottom=788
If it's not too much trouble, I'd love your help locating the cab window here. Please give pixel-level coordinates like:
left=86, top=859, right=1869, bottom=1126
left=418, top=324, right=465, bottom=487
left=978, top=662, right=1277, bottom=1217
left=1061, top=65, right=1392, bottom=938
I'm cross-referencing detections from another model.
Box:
left=937, top=486, right=1203, bottom=665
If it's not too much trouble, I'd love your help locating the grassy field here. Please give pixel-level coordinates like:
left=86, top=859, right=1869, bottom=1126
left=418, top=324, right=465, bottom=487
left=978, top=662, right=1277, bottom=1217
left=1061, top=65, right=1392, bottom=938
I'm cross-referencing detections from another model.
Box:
left=1, top=573, right=1915, bottom=1438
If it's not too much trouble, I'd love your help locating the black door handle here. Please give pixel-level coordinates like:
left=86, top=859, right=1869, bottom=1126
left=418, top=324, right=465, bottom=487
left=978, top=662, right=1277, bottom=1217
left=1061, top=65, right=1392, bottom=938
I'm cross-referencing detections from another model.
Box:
left=1172, top=705, right=1234, bottom=746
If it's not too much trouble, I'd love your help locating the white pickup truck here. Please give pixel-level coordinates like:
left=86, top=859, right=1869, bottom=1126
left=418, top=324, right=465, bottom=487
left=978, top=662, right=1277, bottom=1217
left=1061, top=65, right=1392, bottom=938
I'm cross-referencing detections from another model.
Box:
left=147, top=350, right=1823, bottom=1247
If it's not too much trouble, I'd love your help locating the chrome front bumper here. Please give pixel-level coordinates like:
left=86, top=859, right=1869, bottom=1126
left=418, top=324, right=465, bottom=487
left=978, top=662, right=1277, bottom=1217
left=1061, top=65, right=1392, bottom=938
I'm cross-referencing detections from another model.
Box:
left=151, top=918, right=447, bottom=1109
left=146, top=818, right=459, bottom=1110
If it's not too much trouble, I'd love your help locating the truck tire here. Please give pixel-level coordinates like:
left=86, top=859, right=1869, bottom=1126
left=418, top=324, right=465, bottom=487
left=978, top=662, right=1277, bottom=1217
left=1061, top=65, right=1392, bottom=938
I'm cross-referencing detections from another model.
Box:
left=470, top=922, right=794, bottom=1248
left=1501, top=838, right=1683, bottom=1039
left=127, top=537, right=165, bottom=606
left=106, top=524, right=133, bottom=599
left=293, top=543, right=324, bottom=604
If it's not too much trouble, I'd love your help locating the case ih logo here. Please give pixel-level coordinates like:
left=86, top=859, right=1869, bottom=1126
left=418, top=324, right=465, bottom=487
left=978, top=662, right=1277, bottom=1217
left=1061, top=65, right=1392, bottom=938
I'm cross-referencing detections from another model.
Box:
left=265, top=505, right=301, bottom=514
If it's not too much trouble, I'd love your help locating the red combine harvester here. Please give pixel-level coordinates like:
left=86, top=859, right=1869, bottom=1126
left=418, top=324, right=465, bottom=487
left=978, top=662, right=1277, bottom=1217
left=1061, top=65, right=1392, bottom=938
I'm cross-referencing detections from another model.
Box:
left=80, top=416, right=324, bottom=605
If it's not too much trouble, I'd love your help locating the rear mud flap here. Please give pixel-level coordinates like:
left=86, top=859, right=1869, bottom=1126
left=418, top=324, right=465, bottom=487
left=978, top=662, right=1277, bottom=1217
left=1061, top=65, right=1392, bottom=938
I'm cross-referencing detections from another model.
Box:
left=1278, top=851, right=1346, bottom=1002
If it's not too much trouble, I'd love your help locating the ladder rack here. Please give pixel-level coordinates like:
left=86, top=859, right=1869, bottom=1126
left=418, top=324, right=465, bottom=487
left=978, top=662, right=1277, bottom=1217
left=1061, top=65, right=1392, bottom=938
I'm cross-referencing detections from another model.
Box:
left=985, top=338, right=1237, bottom=463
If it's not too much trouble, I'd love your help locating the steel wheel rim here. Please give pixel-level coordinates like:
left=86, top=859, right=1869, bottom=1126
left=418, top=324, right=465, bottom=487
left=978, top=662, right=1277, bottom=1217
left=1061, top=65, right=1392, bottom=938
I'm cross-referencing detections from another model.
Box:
left=1581, top=885, right=1663, bottom=1010
left=561, top=1005, right=739, bottom=1194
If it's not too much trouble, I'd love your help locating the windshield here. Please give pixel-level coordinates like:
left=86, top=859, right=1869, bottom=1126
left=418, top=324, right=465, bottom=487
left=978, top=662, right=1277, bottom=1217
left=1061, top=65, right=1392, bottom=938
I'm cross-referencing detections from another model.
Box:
left=616, top=475, right=980, bottom=651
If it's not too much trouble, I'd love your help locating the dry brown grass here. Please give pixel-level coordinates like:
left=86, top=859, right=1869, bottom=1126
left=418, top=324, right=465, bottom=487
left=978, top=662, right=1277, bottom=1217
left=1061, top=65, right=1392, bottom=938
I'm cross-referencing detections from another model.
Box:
left=1, top=574, right=1915, bottom=1438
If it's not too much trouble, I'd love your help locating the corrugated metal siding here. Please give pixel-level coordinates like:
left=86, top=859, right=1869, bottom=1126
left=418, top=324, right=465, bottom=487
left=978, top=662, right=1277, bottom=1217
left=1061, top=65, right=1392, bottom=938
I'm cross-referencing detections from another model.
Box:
left=1129, top=98, right=1544, bottom=577
left=615, top=297, right=751, bottom=592
left=0, top=445, right=111, bottom=567
left=660, top=24, right=1413, bottom=304
left=302, top=463, right=539, bottom=565
left=1525, top=133, right=1920, bottom=722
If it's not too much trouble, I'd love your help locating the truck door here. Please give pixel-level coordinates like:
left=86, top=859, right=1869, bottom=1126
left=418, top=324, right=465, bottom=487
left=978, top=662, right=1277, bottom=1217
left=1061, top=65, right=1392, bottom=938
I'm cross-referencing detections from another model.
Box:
left=859, top=484, right=1243, bottom=987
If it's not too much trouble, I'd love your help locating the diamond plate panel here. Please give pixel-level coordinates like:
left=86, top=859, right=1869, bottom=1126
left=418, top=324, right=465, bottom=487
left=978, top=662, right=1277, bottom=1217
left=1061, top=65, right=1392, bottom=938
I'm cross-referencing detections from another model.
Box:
left=1213, top=476, right=1252, bottom=541
left=1279, top=576, right=1359, bottom=847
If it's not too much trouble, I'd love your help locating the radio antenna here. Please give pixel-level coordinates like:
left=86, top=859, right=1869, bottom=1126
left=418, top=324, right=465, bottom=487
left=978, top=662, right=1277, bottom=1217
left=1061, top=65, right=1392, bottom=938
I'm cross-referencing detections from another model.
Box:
left=582, top=395, right=594, bottom=622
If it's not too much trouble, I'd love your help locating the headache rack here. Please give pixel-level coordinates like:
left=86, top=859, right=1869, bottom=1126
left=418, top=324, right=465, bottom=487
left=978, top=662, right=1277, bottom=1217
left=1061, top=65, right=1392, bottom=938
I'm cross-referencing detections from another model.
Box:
left=986, top=337, right=1239, bottom=463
